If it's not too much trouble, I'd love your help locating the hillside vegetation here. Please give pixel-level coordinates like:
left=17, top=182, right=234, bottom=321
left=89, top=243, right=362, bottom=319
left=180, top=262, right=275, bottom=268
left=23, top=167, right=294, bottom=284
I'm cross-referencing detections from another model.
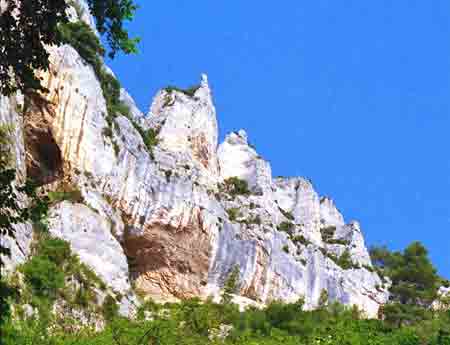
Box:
left=1, top=239, right=449, bottom=345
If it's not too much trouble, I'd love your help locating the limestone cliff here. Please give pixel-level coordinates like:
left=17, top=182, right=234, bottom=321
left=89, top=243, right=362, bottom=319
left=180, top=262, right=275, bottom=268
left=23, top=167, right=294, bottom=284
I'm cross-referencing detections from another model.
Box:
left=0, top=0, right=389, bottom=318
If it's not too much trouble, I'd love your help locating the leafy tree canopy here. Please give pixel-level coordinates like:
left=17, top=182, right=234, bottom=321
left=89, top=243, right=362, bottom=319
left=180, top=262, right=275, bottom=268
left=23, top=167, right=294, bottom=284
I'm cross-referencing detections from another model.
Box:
left=370, top=242, right=443, bottom=327
left=0, top=0, right=139, bottom=96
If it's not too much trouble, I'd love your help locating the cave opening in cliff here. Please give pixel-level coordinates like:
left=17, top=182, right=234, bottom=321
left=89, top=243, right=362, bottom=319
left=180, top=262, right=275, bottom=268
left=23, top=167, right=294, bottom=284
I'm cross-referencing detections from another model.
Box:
left=25, top=127, right=64, bottom=186
left=22, top=93, right=64, bottom=186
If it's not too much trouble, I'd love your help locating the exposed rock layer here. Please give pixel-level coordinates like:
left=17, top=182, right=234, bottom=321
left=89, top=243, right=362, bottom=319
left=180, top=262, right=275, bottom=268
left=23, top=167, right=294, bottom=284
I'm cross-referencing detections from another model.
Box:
left=0, top=0, right=389, bottom=318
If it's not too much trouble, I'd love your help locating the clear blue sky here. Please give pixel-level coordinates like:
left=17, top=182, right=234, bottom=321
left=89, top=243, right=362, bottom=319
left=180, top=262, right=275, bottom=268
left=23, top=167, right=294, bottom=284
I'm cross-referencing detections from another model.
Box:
left=106, top=0, right=450, bottom=278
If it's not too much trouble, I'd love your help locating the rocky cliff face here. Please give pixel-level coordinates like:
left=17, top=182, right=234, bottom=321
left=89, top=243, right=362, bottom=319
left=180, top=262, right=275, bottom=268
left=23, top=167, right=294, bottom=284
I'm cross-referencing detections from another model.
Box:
left=0, top=0, right=389, bottom=318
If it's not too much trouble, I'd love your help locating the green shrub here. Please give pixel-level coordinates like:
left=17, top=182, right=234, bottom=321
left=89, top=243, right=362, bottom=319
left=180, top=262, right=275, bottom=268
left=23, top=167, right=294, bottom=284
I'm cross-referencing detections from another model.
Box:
left=278, top=207, right=294, bottom=221
left=21, top=256, right=65, bottom=299
left=35, top=237, right=71, bottom=266
left=327, top=238, right=350, bottom=246
left=139, top=127, right=159, bottom=156
left=282, top=245, right=290, bottom=254
left=277, top=221, right=295, bottom=235
left=222, top=265, right=240, bottom=304
left=58, top=22, right=104, bottom=69
left=336, top=250, right=354, bottom=270
left=48, top=187, right=83, bottom=204
left=291, top=235, right=310, bottom=246
left=320, top=226, right=336, bottom=242
left=102, top=295, right=119, bottom=321
left=164, top=85, right=201, bottom=97
left=370, top=241, right=441, bottom=325
left=19, top=232, right=109, bottom=318
left=221, top=177, right=250, bottom=197
left=226, top=208, right=240, bottom=222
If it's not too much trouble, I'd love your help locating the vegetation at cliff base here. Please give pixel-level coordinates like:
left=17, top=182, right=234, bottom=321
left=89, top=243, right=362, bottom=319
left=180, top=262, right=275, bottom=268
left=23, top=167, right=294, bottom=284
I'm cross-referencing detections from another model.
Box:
left=370, top=242, right=442, bottom=327
left=1, top=291, right=450, bottom=345
left=1, top=237, right=449, bottom=344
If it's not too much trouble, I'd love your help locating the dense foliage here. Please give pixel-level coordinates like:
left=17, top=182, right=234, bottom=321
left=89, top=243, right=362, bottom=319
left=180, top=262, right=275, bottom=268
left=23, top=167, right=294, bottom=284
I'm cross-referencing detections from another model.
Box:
left=1, top=235, right=449, bottom=344
left=370, top=242, right=442, bottom=327
left=1, top=293, right=450, bottom=345
left=221, top=177, right=251, bottom=197
left=0, top=0, right=139, bottom=96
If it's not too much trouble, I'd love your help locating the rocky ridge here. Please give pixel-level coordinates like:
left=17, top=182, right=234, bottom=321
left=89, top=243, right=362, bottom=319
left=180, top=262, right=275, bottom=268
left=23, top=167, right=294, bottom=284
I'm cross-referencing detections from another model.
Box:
left=0, top=0, right=389, bottom=318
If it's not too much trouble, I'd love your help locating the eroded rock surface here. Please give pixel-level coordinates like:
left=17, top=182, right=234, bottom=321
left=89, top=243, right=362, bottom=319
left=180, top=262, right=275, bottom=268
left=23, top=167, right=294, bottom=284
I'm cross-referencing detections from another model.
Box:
left=0, top=0, right=389, bottom=318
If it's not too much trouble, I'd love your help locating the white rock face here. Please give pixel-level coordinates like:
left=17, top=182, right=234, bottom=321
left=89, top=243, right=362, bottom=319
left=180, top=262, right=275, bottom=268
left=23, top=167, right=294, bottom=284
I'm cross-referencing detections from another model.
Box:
left=1, top=2, right=390, bottom=318
left=0, top=94, right=33, bottom=272
left=218, top=130, right=272, bottom=195
left=48, top=202, right=131, bottom=294
left=146, top=74, right=219, bottom=177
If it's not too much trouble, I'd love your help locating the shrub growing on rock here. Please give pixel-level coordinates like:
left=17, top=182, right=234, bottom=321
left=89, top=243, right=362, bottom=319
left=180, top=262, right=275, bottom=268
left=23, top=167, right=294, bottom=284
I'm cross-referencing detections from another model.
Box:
left=221, top=177, right=251, bottom=197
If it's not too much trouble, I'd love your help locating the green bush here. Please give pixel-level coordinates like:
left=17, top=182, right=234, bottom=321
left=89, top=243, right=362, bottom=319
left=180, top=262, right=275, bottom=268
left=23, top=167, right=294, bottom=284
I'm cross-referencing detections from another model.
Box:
left=221, top=177, right=251, bottom=197
left=3, top=288, right=450, bottom=345
left=336, top=250, right=354, bottom=270
left=291, top=235, right=310, bottom=246
left=222, top=266, right=240, bottom=304
left=138, top=127, right=159, bottom=157
left=102, top=295, right=119, bottom=321
left=164, top=85, right=201, bottom=97
left=370, top=242, right=441, bottom=327
left=277, top=221, right=295, bottom=235
left=21, top=256, right=65, bottom=299
left=327, top=238, right=351, bottom=246
left=35, top=237, right=71, bottom=266
left=48, top=187, right=83, bottom=204
left=18, top=232, right=109, bottom=320
left=227, top=208, right=240, bottom=222
left=278, top=207, right=294, bottom=221
left=320, top=226, right=337, bottom=242
left=58, top=22, right=104, bottom=69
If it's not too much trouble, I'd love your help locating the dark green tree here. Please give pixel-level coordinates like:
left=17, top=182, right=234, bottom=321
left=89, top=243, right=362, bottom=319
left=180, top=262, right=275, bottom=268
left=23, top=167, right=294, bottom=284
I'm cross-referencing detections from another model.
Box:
left=370, top=242, right=440, bottom=326
left=0, top=0, right=139, bottom=96
left=222, top=265, right=240, bottom=305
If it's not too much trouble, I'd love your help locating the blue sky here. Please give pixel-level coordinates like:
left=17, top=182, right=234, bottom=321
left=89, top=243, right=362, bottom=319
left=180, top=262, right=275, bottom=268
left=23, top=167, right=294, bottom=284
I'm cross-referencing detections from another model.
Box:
left=107, top=0, right=450, bottom=278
